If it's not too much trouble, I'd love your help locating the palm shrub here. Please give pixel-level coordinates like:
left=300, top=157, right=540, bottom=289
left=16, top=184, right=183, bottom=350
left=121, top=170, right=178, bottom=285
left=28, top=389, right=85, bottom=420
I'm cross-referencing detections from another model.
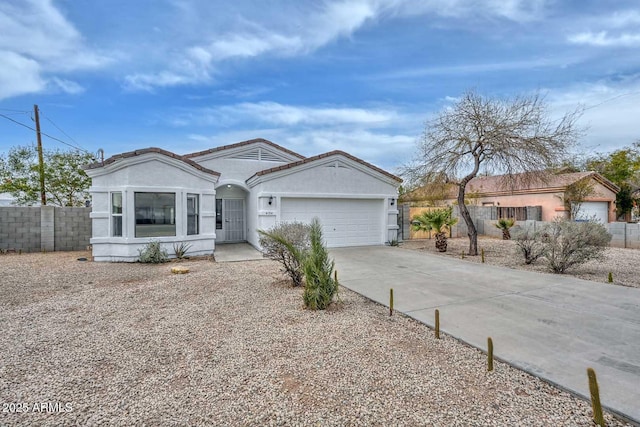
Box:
left=495, top=218, right=515, bottom=240
left=258, top=222, right=310, bottom=287
left=411, top=212, right=432, bottom=236
left=412, top=207, right=458, bottom=252
left=303, top=218, right=337, bottom=310
left=541, top=219, right=611, bottom=273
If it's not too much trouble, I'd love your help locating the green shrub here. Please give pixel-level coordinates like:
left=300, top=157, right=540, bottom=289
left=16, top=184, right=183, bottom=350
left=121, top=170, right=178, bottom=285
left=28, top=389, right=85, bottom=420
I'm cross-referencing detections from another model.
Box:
left=138, top=240, right=169, bottom=263
left=303, top=218, right=337, bottom=310
left=258, top=221, right=310, bottom=287
left=541, top=219, right=611, bottom=273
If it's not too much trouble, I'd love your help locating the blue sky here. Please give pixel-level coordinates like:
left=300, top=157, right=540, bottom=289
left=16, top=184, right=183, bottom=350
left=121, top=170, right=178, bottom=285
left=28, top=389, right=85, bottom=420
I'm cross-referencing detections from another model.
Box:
left=1, top=0, right=640, bottom=172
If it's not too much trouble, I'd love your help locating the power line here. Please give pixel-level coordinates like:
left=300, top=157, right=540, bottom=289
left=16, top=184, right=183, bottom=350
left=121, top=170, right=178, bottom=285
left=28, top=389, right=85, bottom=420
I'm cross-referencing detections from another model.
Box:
left=39, top=110, right=82, bottom=149
left=0, top=113, right=91, bottom=154
left=0, top=108, right=30, bottom=113
left=583, top=90, right=640, bottom=111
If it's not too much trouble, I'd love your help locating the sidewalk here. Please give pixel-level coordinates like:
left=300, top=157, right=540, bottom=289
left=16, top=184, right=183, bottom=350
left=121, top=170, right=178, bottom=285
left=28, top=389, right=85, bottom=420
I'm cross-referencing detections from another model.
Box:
left=330, top=246, right=640, bottom=424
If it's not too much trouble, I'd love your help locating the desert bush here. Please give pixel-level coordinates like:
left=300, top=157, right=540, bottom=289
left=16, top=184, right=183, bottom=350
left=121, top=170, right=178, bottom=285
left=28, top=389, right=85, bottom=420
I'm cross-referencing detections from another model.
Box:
left=541, top=219, right=611, bottom=273
left=514, top=228, right=545, bottom=265
left=303, top=218, right=337, bottom=310
left=138, top=240, right=169, bottom=263
left=258, top=221, right=310, bottom=287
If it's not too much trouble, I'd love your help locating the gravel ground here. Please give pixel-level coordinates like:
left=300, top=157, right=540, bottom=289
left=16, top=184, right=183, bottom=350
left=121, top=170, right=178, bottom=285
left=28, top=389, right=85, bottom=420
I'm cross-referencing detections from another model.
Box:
left=0, top=251, right=632, bottom=426
left=400, top=237, right=640, bottom=288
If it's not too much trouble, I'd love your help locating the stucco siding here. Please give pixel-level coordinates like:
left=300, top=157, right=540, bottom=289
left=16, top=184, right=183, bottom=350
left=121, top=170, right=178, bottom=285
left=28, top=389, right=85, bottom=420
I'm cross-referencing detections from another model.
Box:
left=255, top=162, right=397, bottom=195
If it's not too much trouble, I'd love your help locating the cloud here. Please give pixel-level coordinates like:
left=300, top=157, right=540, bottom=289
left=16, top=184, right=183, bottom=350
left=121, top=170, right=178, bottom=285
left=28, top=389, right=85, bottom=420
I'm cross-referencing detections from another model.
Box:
left=171, top=102, right=400, bottom=127
left=185, top=128, right=415, bottom=170
left=370, top=57, right=577, bottom=80
left=0, top=50, right=46, bottom=99
left=567, top=9, right=640, bottom=48
left=49, top=78, right=85, bottom=95
left=397, top=0, right=547, bottom=22
left=0, top=0, right=111, bottom=100
left=547, top=77, right=640, bottom=152
left=125, top=0, right=550, bottom=90
left=568, top=31, right=640, bottom=47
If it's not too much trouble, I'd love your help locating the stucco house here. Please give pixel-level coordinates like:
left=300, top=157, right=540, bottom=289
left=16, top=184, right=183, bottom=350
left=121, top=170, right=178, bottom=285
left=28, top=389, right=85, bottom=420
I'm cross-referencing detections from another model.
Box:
left=84, top=138, right=401, bottom=261
left=402, top=171, right=619, bottom=223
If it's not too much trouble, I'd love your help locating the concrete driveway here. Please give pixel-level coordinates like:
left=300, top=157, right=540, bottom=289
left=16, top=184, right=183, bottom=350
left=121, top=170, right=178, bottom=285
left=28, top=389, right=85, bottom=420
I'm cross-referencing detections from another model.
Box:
left=330, top=246, right=640, bottom=424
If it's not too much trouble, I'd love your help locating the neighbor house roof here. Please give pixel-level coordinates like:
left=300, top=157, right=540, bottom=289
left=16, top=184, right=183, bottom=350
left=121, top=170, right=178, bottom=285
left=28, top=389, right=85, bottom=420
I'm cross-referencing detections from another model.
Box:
left=402, top=171, right=619, bottom=202
left=84, top=147, right=221, bottom=177
left=467, top=171, right=619, bottom=196
left=184, top=138, right=306, bottom=160
left=250, top=150, right=402, bottom=182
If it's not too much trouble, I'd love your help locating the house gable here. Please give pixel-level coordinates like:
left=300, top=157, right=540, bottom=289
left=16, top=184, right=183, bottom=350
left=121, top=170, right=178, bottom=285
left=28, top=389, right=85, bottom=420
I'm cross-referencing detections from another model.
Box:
left=185, top=138, right=304, bottom=163
left=84, top=148, right=220, bottom=186
left=247, top=150, right=402, bottom=189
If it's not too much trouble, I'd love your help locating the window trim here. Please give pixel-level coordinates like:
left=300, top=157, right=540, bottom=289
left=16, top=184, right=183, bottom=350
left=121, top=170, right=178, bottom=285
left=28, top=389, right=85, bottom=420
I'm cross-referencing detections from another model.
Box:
left=187, top=193, right=199, bottom=235
left=111, top=192, right=123, bottom=237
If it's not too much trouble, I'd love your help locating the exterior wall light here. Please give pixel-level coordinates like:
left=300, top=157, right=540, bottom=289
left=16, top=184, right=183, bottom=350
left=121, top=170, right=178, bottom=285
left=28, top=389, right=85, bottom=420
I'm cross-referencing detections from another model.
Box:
left=269, top=196, right=273, bottom=205
left=391, top=198, right=395, bottom=206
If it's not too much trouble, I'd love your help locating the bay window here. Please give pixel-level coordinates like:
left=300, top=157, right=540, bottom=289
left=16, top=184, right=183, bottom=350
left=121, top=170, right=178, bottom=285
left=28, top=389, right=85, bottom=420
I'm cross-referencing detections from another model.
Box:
left=135, top=192, right=176, bottom=237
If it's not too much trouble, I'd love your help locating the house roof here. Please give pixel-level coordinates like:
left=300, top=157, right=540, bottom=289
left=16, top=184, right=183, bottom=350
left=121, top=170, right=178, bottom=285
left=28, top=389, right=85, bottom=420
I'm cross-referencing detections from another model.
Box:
left=467, top=171, right=619, bottom=195
left=184, top=138, right=305, bottom=160
left=402, top=171, right=619, bottom=202
left=251, top=150, right=402, bottom=182
left=84, top=147, right=221, bottom=177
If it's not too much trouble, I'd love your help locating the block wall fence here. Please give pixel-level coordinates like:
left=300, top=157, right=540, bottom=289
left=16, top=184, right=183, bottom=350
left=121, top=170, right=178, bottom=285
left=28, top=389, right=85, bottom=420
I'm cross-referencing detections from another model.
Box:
left=0, top=206, right=91, bottom=252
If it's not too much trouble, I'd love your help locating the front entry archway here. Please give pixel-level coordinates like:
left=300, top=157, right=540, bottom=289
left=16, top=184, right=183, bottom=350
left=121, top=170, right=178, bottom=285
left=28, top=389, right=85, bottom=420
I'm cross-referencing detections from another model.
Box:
left=215, top=183, right=247, bottom=243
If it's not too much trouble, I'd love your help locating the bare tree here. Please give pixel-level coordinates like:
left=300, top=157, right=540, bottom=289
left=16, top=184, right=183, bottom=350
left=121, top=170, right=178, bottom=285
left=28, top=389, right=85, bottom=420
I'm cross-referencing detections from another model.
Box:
left=405, top=90, right=581, bottom=255
left=562, top=176, right=596, bottom=220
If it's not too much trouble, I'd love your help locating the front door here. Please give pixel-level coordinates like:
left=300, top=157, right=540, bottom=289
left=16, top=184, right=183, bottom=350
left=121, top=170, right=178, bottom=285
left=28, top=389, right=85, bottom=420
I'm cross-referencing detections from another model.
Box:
left=224, top=199, right=245, bottom=241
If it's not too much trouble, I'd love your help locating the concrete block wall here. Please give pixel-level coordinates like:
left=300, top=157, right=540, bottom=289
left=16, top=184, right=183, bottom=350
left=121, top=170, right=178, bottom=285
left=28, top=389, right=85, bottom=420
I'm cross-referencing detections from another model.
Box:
left=0, top=207, right=41, bottom=252
left=625, top=223, right=640, bottom=249
left=0, top=206, right=91, bottom=252
left=54, top=207, right=92, bottom=251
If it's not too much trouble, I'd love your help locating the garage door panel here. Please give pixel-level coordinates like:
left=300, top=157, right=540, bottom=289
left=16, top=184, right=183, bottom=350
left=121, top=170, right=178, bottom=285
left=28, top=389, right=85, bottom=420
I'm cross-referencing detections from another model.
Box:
left=281, top=198, right=384, bottom=247
left=575, top=202, right=608, bottom=223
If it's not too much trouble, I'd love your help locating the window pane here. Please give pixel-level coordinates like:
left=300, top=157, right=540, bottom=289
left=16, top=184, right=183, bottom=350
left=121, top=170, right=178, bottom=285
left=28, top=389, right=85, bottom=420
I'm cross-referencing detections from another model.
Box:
left=135, top=192, right=176, bottom=237
left=112, top=192, right=122, bottom=214
left=216, top=199, right=222, bottom=230
left=112, top=216, right=122, bottom=237
left=187, top=194, right=199, bottom=235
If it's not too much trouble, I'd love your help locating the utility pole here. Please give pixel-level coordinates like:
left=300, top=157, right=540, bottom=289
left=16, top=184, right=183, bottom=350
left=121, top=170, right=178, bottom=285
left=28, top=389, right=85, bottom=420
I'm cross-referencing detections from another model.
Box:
left=34, top=104, right=46, bottom=205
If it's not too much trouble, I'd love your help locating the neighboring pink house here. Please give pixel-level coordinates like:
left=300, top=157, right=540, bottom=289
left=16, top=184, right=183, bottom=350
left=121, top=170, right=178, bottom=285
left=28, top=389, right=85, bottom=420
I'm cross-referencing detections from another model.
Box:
left=460, top=172, right=619, bottom=223
left=403, top=171, right=619, bottom=223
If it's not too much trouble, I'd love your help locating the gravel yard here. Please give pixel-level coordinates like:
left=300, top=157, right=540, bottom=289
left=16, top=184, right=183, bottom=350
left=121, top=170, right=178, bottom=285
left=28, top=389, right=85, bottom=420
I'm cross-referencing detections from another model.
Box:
left=0, top=251, right=632, bottom=426
left=401, top=236, right=640, bottom=288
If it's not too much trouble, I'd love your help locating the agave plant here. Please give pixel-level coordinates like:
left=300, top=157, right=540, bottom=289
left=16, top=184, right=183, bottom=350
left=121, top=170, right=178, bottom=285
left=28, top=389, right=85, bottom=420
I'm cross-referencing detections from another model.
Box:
left=495, top=218, right=516, bottom=240
left=411, top=207, right=458, bottom=252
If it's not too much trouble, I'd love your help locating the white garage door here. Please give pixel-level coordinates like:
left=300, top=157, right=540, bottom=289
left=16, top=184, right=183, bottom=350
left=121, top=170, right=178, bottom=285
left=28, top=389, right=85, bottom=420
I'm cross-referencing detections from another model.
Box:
left=576, top=202, right=609, bottom=223
left=280, top=198, right=384, bottom=247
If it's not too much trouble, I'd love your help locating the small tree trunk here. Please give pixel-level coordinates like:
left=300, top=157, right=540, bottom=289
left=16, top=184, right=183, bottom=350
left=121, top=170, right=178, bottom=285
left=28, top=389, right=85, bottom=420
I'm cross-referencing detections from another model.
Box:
left=435, top=232, right=447, bottom=252
left=502, top=229, right=511, bottom=240
left=457, top=186, right=478, bottom=256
